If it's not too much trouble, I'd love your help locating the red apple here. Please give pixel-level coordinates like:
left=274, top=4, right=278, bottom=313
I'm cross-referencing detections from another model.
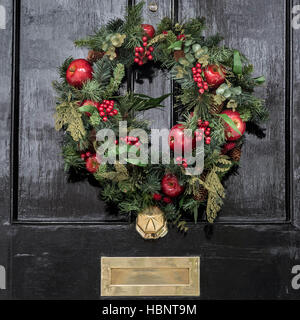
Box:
left=161, top=174, right=184, bottom=198
left=81, top=100, right=101, bottom=117
left=204, top=65, right=226, bottom=88
left=221, top=110, right=246, bottom=141
left=66, top=59, right=93, bottom=88
left=168, top=124, right=195, bottom=154
left=141, top=24, right=155, bottom=39
left=85, top=155, right=100, bottom=173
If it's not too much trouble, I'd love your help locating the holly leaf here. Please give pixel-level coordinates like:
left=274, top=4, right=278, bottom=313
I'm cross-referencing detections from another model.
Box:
left=233, top=50, right=242, bottom=75
left=217, top=113, right=242, bottom=136
left=253, top=76, right=266, bottom=85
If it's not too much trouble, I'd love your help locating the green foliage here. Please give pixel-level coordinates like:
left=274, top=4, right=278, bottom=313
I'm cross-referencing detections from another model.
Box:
left=54, top=1, right=268, bottom=228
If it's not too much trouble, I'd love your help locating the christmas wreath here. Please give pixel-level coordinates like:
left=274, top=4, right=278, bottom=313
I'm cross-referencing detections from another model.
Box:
left=53, top=2, right=267, bottom=239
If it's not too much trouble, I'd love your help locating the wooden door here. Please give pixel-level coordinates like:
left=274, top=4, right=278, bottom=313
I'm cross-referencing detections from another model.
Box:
left=0, top=0, right=299, bottom=299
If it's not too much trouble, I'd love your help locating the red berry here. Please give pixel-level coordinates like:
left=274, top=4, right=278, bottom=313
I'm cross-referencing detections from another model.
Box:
left=85, top=155, right=100, bottom=173
left=99, top=111, right=105, bottom=117
left=199, top=89, right=205, bottom=94
left=142, top=36, right=148, bottom=42
left=102, top=117, right=108, bottom=122
left=192, top=67, right=196, bottom=73
left=153, top=193, right=162, bottom=201
left=197, top=83, right=203, bottom=88
left=139, top=47, right=144, bottom=53
left=182, top=162, right=188, bottom=168
left=80, top=154, right=86, bottom=160
left=138, top=61, right=143, bottom=66
left=163, top=197, right=172, bottom=204
left=86, top=151, right=91, bottom=157
left=204, top=121, right=210, bottom=127
left=135, top=47, right=139, bottom=52
left=113, top=109, right=118, bottom=115
left=115, top=140, right=119, bottom=145
left=135, top=52, right=140, bottom=57
left=196, top=63, right=201, bottom=68
left=98, top=107, right=104, bottom=112
left=205, top=137, right=211, bottom=145
left=162, top=31, right=168, bottom=35
left=143, top=42, right=148, bottom=47
left=148, top=54, right=153, bottom=60
left=149, top=46, right=154, bottom=52
left=146, top=50, right=150, bottom=56
left=196, top=73, right=201, bottom=77
left=204, top=85, right=209, bottom=90
left=205, top=130, right=210, bottom=136
left=109, top=112, right=114, bottom=116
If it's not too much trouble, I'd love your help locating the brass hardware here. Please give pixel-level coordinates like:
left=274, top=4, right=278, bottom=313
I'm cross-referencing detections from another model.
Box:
left=148, top=2, right=158, bottom=12
left=101, top=257, right=200, bottom=296
left=136, top=206, right=168, bottom=240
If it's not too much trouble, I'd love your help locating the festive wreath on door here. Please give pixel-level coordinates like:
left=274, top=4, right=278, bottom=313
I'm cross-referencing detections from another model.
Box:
left=53, top=2, right=267, bottom=239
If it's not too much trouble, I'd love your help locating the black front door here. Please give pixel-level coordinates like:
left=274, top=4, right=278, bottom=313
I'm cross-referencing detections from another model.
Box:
left=0, top=0, right=299, bottom=299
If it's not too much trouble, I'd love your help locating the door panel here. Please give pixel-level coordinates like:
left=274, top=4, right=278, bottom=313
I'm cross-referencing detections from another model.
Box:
left=17, top=0, right=128, bottom=221
left=179, top=0, right=287, bottom=221
left=0, top=0, right=12, bottom=226
left=134, top=0, right=173, bottom=130
left=293, top=0, right=300, bottom=228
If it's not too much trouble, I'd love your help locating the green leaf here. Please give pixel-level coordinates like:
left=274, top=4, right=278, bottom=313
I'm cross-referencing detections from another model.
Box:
left=125, top=158, right=147, bottom=167
left=217, top=113, right=242, bottom=135
left=168, top=41, right=182, bottom=50
left=185, top=53, right=195, bottom=63
left=192, top=44, right=201, bottom=52
left=215, top=83, right=228, bottom=95
left=253, top=76, right=266, bottom=85
left=233, top=50, right=242, bottom=75
left=78, top=105, right=97, bottom=113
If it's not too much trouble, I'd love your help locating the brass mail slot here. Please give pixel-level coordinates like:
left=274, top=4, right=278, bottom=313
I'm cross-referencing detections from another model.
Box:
left=101, top=257, right=200, bottom=297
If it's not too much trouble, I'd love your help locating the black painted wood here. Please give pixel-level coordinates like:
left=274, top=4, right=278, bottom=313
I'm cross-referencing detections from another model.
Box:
left=17, top=0, right=128, bottom=221
left=0, top=0, right=299, bottom=300
left=179, top=0, right=287, bottom=222
left=292, top=0, right=300, bottom=228
left=7, top=224, right=300, bottom=299
left=0, top=0, right=13, bottom=300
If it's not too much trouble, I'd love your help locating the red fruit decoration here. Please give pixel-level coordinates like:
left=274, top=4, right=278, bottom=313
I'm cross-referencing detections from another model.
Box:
left=141, top=24, right=155, bottom=39
left=161, top=174, right=184, bottom=198
left=66, top=59, right=93, bottom=88
left=204, top=65, right=226, bottom=88
left=168, top=124, right=195, bottom=153
left=192, top=63, right=209, bottom=95
left=221, top=110, right=246, bottom=141
left=163, top=197, right=172, bottom=204
left=85, top=154, right=100, bottom=173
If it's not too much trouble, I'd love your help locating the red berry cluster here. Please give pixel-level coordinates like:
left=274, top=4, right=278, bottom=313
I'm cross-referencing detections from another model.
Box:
left=97, top=100, right=118, bottom=122
left=153, top=193, right=172, bottom=204
left=162, top=31, right=168, bottom=35
left=192, top=63, right=209, bottom=95
left=196, top=120, right=211, bottom=145
left=175, top=156, right=188, bottom=168
left=177, top=34, right=185, bottom=40
left=80, top=151, right=93, bottom=160
left=119, top=136, right=141, bottom=147
left=134, top=37, right=154, bottom=66
left=80, top=152, right=100, bottom=173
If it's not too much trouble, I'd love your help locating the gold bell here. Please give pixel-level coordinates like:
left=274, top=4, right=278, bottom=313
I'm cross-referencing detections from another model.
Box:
left=136, top=206, right=168, bottom=240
